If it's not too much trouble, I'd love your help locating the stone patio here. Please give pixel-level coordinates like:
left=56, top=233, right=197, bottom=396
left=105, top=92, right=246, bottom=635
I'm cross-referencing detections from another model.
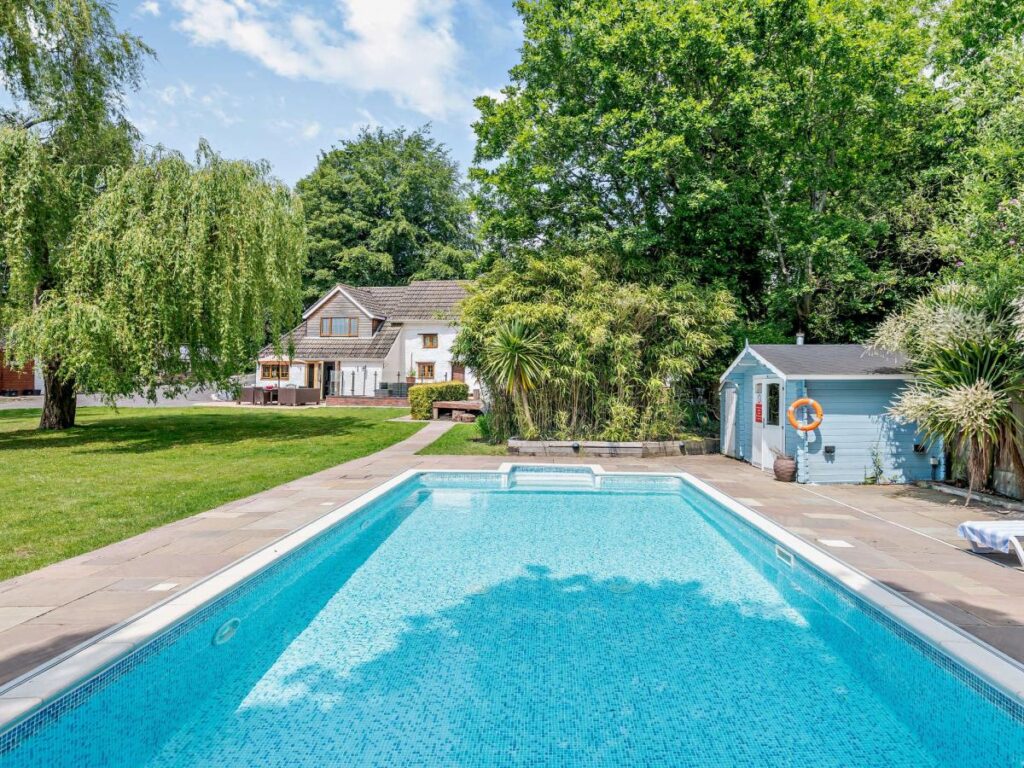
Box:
left=1, top=420, right=1022, bottom=687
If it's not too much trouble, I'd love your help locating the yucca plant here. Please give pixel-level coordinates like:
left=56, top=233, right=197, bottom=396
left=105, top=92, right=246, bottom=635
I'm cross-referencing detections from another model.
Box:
left=877, top=280, right=1024, bottom=504
left=483, top=320, right=548, bottom=438
left=890, top=340, right=1024, bottom=503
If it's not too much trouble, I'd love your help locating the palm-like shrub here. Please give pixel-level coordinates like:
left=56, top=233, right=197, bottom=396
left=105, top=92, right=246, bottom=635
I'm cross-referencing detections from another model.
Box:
left=482, top=321, right=547, bottom=438
left=453, top=254, right=737, bottom=442
left=874, top=281, right=1024, bottom=502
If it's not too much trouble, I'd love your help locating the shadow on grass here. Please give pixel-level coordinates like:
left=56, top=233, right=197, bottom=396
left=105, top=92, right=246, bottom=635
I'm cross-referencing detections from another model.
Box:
left=0, top=408, right=401, bottom=455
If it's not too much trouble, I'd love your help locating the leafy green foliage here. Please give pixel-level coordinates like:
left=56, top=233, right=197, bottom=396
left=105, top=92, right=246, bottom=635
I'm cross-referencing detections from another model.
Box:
left=482, top=320, right=547, bottom=436
left=1, top=1, right=306, bottom=429
left=875, top=13, right=1024, bottom=500
left=0, top=130, right=307, bottom=425
left=3, top=142, right=305, bottom=401
left=408, top=381, right=470, bottom=420
left=454, top=252, right=737, bottom=441
left=0, top=0, right=150, bottom=131
left=472, top=0, right=950, bottom=342
left=297, top=126, right=476, bottom=300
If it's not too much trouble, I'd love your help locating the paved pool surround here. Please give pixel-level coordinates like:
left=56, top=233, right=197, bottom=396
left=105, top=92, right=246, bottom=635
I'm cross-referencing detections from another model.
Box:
left=0, top=419, right=1022, bottom=697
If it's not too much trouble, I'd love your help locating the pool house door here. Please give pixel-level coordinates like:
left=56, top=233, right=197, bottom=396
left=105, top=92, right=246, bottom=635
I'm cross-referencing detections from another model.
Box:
left=751, top=375, right=785, bottom=470
left=721, top=385, right=738, bottom=457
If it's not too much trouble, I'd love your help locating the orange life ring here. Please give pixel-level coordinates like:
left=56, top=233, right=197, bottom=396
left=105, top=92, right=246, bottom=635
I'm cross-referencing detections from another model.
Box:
left=787, top=398, right=823, bottom=432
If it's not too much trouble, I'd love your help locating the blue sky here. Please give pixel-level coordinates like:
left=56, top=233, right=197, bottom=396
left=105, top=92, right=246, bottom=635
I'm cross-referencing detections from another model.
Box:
left=116, top=0, right=523, bottom=185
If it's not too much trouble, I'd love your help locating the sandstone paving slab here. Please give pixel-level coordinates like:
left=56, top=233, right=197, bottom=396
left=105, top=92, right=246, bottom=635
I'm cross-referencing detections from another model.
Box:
left=0, top=578, right=120, bottom=608
left=24, top=590, right=165, bottom=625
left=0, top=608, right=53, bottom=633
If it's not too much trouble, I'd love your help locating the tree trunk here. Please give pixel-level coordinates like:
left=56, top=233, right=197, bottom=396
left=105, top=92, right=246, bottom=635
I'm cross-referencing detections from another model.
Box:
left=515, top=385, right=536, bottom=437
left=39, top=360, right=77, bottom=430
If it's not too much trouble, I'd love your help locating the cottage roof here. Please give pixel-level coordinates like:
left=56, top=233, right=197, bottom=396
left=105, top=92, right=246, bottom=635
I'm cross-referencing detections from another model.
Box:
left=301, top=280, right=468, bottom=324
left=381, top=280, right=469, bottom=321
left=262, top=323, right=401, bottom=361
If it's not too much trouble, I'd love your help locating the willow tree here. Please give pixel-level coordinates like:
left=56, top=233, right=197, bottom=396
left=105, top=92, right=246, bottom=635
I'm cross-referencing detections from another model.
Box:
left=2, top=1, right=305, bottom=429
left=0, top=137, right=306, bottom=428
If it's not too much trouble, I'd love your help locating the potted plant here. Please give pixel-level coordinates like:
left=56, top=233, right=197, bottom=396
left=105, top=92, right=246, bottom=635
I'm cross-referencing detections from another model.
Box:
left=771, top=448, right=797, bottom=482
left=406, top=367, right=417, bottom=384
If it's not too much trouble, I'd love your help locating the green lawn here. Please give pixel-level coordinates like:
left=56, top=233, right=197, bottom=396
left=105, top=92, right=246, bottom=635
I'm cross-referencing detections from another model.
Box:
left=417, top=422, right=508, bottom=456
left=0, top=406, right=420, bottom=580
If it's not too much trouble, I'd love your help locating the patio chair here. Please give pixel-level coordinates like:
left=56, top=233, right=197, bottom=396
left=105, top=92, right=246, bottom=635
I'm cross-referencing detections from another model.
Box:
left=957, top=520, right=1024, bottom=567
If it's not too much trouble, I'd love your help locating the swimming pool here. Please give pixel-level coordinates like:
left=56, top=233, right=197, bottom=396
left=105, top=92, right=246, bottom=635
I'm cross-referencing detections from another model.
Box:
left=1, top=465, right=1022, bottom=766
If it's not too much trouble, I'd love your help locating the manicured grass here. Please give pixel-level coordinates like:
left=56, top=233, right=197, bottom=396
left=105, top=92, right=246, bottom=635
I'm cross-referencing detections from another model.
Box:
left=417, top=422, right=508, bottom=456
left=0, top=406, right=420, bottom=580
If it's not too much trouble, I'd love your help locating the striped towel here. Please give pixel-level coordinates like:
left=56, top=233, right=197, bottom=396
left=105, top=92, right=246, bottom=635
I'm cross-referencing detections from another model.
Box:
left=957, top=521, right=1024, bottom=554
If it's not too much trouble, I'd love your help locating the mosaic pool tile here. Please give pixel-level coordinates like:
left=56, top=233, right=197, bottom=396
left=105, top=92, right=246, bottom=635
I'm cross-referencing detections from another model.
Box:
left=1, top=473, right=1022, bottom=767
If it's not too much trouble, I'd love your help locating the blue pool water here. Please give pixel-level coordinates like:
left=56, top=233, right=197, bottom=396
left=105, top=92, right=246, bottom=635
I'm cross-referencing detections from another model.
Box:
left=1, top=468, right=1022, bottom=766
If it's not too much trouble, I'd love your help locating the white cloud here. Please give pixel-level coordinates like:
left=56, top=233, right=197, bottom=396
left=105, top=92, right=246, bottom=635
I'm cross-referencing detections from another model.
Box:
left=138, top=1, right=161, bottom=17
left=301, top=121, right=322, bottom=140
left=156, top=82, right=194, bottom=106
left=478, top=87, right=507, bottom=104
left=334, top=108, right=387, bottom=139
left=133, top=81, right=240, bottom=134
left=271, top=118, right=326, bottom=144
left=170, top=0, right=463, bottom=118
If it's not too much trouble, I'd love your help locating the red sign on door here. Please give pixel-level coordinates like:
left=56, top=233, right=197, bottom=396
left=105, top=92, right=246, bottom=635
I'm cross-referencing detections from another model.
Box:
left=755, top=402, right=763, bottom=423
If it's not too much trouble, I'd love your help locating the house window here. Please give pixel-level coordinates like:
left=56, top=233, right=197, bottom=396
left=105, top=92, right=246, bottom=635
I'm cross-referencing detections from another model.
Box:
left=417, top=362, right=435, bottom=381
left=260, top=363, right=289, bottom=379
left=421, top=333, right=438, bottom=349
left=320, top=317, right=358, bottom=337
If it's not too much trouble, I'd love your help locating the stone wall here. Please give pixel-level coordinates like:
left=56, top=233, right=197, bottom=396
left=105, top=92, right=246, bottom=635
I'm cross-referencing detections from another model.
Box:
left=507, top=438, right=720, bottom=458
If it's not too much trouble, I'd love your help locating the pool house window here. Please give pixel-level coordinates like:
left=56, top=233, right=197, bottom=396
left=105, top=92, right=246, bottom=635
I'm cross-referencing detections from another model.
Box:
left=766, top=382, right=781, bottom=426
left=417, top=362, right=435, bottom=381
left=320, top=317, right=358, bottom=337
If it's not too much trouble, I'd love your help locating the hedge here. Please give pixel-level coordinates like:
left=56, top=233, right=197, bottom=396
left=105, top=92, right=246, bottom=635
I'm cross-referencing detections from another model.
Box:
left=409, top=381, right=470, bottom=420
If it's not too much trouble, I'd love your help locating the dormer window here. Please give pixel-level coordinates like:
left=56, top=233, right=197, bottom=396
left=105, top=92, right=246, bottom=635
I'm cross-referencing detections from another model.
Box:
left=421, top=333, right=438, bottom=349
left=320, top=317, right=358, bottom=337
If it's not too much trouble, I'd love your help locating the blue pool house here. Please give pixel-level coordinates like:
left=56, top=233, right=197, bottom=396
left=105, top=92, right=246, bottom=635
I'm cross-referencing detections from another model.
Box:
left=719, top=342, right=944, bottom=484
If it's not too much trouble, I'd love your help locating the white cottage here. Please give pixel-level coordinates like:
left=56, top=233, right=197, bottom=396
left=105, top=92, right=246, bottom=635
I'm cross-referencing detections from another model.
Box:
left=257, top=280, right=477, bottom=402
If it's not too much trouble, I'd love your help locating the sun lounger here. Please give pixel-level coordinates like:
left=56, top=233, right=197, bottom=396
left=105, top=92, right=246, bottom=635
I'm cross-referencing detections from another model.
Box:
left=957, top=520, right=1024, bottom=567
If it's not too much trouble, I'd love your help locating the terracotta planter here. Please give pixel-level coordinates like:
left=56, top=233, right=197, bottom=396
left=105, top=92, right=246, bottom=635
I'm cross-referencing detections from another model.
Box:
left=406, top=376, right=416, bottom=384
left=773, top=455, right=797, bottom=482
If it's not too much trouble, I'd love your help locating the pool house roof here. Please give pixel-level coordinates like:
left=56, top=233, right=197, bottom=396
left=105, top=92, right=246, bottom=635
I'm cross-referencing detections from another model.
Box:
left=720, top=343, right=910, bottom=383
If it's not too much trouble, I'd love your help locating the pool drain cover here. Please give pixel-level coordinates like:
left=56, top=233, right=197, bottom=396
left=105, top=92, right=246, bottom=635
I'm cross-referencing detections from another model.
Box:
left=213, top=618, right=241, bottom=646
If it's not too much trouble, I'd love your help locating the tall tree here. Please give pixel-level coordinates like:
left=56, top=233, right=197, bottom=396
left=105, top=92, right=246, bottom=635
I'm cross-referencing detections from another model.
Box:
left=1, top=2, right=306, bottom=428
left=472, top=0, right=951, bottom=341
left=297, top=126, right=476, bottom=300
left=0, top=135, right=306, bottom=429
left=1, top=0, right=149, bottom=130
